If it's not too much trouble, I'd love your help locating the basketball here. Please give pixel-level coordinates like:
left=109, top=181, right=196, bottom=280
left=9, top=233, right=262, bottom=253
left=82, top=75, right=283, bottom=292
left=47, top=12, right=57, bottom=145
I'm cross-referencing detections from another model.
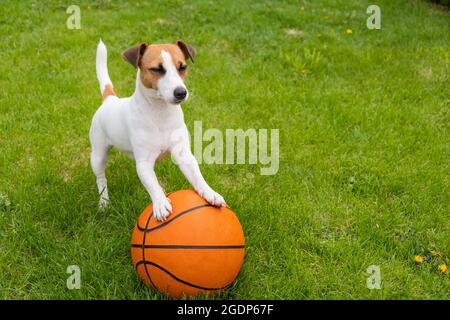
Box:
left=131, top=189, right=245, bottom=298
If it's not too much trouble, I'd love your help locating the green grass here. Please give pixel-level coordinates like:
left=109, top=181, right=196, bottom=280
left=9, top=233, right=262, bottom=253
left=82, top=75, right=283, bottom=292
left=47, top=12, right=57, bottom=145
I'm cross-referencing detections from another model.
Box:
left=0, top=0, right=449, bottom=299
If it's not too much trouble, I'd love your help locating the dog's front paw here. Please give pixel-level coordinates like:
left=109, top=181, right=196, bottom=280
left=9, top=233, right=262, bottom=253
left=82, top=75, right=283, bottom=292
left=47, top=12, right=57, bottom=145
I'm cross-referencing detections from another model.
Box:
left=152, top=196, right=172, bottom=221
left=98, top=197, right=110, bottom=210
left=197, top=187, right=226, bottom=208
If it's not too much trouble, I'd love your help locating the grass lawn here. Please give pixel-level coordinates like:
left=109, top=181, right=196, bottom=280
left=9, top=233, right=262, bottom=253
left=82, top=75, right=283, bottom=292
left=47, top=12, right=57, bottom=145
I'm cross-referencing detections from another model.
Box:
left=0, top=0, right=449, bottom=299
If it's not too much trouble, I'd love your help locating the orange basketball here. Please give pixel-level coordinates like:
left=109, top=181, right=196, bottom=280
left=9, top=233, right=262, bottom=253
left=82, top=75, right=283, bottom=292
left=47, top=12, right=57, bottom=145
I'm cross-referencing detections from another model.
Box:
left=131, top=189, right=245, bottom=298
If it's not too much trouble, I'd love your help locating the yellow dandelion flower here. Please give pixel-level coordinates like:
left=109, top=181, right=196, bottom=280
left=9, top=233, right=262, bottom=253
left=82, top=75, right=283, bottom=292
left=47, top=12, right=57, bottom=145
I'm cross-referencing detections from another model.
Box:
left=439, top=264, right=448, bottom=273
left=415, top=255, right=424, bottom=264
left=346, top=28, right=353, bottom=34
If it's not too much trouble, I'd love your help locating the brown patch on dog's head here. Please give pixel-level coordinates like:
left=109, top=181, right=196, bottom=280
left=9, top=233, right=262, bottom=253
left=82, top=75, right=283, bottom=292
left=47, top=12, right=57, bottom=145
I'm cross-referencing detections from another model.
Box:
left=122, top=41, right=195, bottom=90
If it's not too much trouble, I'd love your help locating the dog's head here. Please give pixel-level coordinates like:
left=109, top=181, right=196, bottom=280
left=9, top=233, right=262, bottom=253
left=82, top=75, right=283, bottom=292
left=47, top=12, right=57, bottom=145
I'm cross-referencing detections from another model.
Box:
left=122, top=40, right=195, bottom=104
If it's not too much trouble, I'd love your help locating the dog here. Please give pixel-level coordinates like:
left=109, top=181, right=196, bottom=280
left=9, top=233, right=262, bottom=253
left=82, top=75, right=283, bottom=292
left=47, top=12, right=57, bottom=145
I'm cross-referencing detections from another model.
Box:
left=90, top=40, right=226, bottom=221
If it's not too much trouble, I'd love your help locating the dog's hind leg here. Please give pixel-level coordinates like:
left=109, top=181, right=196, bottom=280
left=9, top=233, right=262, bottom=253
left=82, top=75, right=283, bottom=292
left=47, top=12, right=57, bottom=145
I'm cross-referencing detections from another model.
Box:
left=89, top=125, right=112, bottom=209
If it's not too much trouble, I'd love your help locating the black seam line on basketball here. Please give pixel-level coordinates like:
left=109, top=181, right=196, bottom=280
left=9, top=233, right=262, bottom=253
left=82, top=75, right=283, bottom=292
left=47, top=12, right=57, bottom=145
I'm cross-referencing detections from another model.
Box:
left=141, top=210, right=156, bottom=288
left=131, top=244, right=245, bottom=249
left=136, top=204, right=213, bottom=233
left=135, top=260, right=233, bottom=291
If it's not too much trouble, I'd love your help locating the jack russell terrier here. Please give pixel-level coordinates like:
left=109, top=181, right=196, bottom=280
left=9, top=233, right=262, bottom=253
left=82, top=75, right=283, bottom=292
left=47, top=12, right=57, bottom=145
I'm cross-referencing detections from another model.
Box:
left=90, top=40, right=226, bottom=221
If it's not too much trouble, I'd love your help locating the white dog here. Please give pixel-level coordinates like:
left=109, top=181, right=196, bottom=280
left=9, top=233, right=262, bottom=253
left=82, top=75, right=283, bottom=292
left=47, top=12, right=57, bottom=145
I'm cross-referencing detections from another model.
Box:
left=90, top=40, right=226, bottom=221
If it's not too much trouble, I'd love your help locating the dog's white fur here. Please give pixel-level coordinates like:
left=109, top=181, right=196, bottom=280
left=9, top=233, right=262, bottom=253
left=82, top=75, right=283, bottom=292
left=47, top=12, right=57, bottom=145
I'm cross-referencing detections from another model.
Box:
left=90, top=40, right=226, bottom=220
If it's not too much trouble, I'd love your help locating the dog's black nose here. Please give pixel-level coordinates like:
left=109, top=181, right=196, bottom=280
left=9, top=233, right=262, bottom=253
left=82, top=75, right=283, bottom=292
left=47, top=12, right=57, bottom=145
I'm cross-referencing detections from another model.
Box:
left=174, top=87, right=187, bottom=101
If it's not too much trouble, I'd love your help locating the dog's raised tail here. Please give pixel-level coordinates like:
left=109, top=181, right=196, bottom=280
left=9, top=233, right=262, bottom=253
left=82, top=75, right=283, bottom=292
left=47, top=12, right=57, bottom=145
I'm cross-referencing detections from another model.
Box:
left=96, top=40, right=116, bottom=100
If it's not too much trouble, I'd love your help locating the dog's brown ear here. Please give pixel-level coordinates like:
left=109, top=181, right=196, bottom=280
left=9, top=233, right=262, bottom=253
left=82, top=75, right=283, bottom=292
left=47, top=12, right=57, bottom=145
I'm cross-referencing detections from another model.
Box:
left=122, top=43, right=147, bottom=68
left=176, top=40, right=196, bottom=63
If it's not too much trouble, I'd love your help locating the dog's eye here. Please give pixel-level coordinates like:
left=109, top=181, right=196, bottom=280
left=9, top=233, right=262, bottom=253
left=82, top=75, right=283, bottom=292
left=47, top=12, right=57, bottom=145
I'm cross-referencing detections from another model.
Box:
left=149, top=65, right=166, bottom=74
left=179, top=64, right=187, bottom=72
